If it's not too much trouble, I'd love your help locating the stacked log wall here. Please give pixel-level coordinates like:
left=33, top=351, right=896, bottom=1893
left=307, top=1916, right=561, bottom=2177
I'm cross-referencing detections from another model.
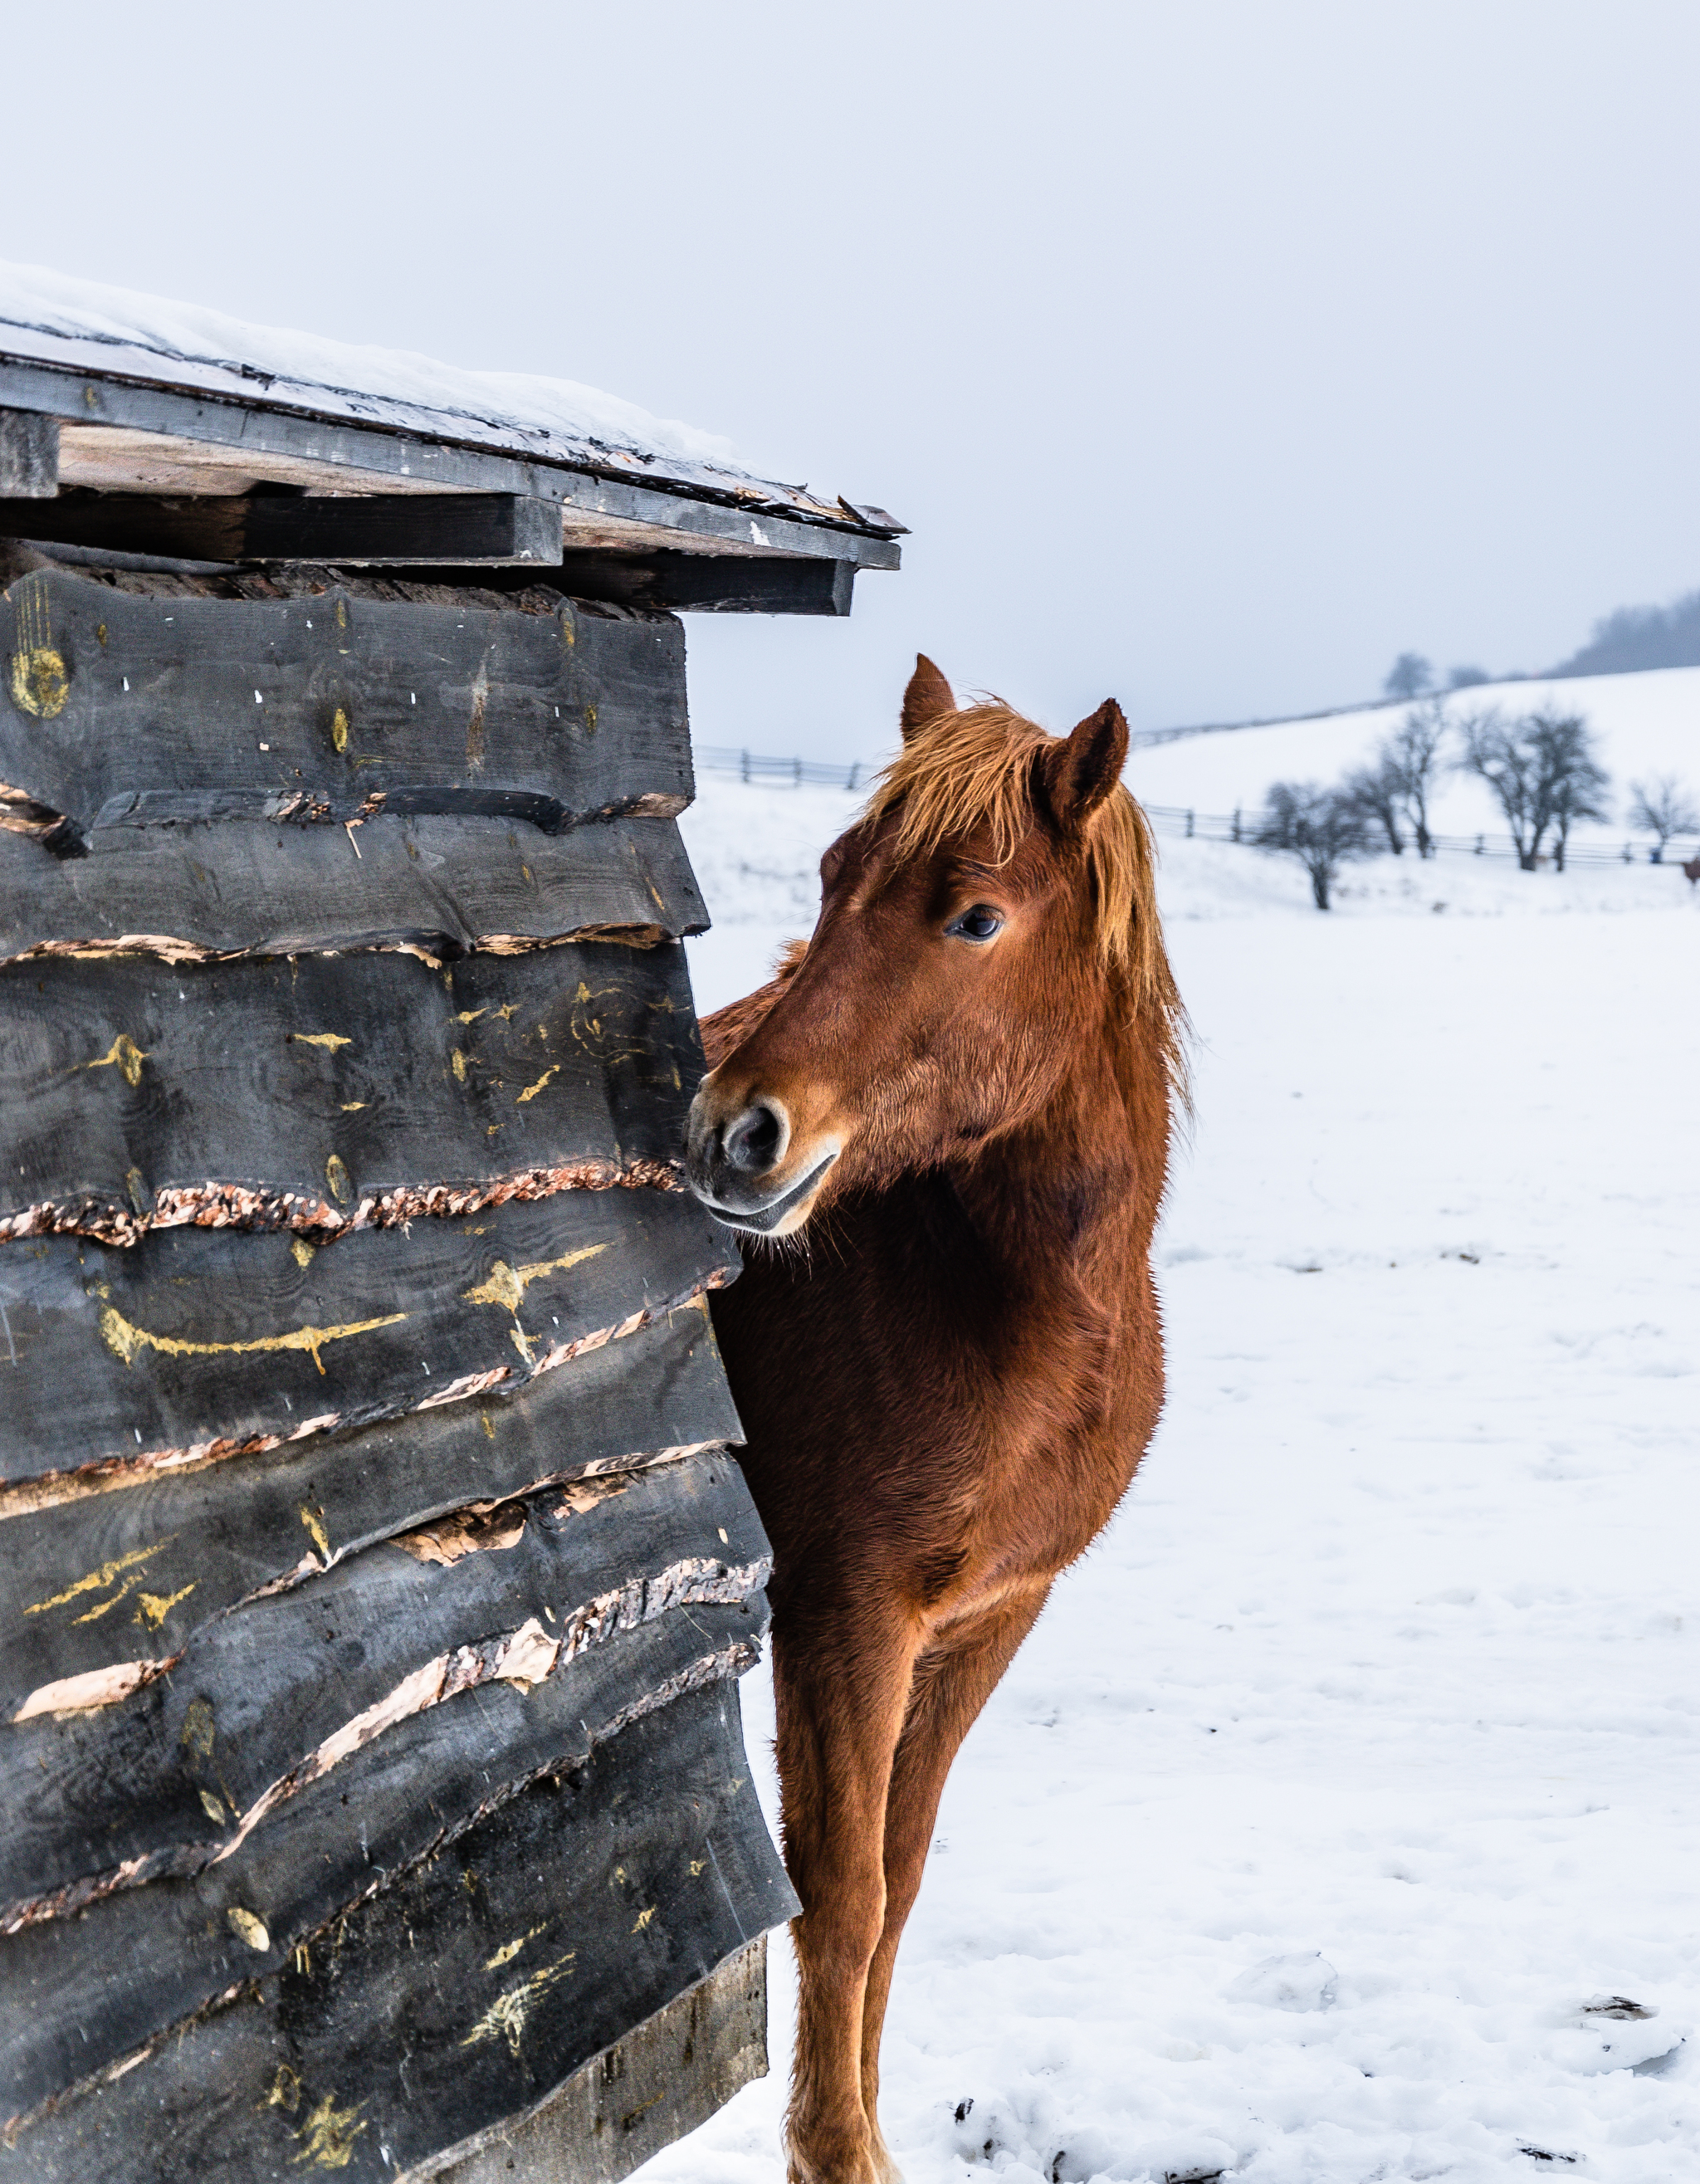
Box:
left=0, top=555, right=791, bottom=2181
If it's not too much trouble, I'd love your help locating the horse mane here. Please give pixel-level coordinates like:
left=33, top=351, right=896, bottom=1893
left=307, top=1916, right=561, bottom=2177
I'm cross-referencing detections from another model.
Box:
left=860, top=702, right=1190, bottom=1103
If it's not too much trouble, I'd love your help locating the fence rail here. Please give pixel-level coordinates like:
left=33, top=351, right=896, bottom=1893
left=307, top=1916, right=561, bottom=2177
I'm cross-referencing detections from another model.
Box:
left=694, top=750, right=1699, bottom=869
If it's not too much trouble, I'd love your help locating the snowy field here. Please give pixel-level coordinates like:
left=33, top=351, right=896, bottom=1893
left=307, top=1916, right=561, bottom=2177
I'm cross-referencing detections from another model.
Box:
left=642, top=751, right=1699, bottom=2184
left=1120, top=667, right=1700, bottom=858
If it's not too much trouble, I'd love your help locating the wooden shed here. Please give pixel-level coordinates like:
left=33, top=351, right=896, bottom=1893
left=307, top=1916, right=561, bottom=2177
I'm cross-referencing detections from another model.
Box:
left=0, top=268, right=901, bottom=2181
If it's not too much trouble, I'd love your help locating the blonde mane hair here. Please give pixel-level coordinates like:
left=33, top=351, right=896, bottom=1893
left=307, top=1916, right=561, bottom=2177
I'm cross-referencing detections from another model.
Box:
left=860, top=701, right=1189, bottom=1099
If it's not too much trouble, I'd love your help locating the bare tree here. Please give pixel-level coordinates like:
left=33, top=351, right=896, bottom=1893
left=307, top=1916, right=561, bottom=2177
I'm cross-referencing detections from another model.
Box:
left=1343, top=756, right=1406, bottom=853
left=1382, top=696, right=1449, bottom=857
left=1253, top=780, right=1374, bottom=909
left=1627, top=774, right=1700, bottom=860
left=1461, top=707, right=1610, bottom=871
left=1384, top=652, right=1433, bottom=700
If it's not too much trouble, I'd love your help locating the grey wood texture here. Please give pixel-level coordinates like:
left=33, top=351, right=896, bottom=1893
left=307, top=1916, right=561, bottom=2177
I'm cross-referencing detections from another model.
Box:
left=3, top=1683, right=795, bottom=2180
left=0, top=547, right=780, bottom=2182
left=0, top=939, right=701, bottom=1242
left=0, top=1185, right=738, bottom=1493
left=0, top=814, right=706, bottom=965
left=418, top=1936, right=767, bottom=2184
left=0, top=566, right=689, bottom=833
left=2, top=1451, right=770, bottom=2113
left=0, top=413, right=57, bottom=499
left=0, top=1301, right=740, bottom=1721
left=0, top=491, right=565, bottom=567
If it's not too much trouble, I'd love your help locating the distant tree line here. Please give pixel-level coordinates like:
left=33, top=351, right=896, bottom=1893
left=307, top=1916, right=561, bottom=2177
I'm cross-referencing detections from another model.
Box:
left=1251, top=701, right=1698, bottom=908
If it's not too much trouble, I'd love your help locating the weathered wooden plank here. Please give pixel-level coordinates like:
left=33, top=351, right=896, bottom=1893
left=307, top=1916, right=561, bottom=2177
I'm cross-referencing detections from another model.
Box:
left=0, top=1447, right=765, bottom=1915
left=0, top=1186, right=738, bottom=1496
left=3, top=1682, right=794, bottom=2181
left=418, top=1935, right=767, bottom=2184
left=0, top=493, right=565, bottom=568
left=2, top=1581, right=769, bottom=2117
left=551, top=550, right=856, bottom=616
left=0, top=939, right=704, bottom=1244
left=0, top=1300, right=740, bottom=1720
left=0, top=812, right=706, bottom=966
left=0, top=413, right=56, bottom=499
left=0, top=567, right=688, bottom=832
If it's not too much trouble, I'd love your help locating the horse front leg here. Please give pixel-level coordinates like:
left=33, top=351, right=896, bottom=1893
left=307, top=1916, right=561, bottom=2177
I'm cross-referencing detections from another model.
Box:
left=857, top=1588, right=1051, bottom=2164
left=773, top=1607, right=921, bottom=2184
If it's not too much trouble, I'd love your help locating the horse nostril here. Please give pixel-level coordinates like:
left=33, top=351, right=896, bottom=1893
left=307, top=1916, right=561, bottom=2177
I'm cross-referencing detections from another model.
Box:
left=723, top=1103, right=783, bottom=1176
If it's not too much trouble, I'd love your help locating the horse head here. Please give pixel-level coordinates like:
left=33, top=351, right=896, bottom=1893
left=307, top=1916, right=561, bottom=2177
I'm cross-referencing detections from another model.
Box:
left=684, top=657, right=1178, bottom=1237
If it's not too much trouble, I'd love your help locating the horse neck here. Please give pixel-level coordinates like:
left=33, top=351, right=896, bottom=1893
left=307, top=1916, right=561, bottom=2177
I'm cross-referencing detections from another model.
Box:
left=947, top=986, right=1170, bottom=1284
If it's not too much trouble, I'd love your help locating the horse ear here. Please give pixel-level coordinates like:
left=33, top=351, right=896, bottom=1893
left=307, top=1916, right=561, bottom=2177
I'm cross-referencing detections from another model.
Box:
left=1041, top=700, right=1129, bottom=830
left=900, top=654, right=956, bottom=744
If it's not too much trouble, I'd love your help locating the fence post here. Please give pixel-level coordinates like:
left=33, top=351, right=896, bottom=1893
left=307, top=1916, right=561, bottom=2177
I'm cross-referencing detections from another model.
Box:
left=794, top=757, right=802, bottom=788
left=740, top=750, right=750, bottom=784
left=1474, top=834, right=1483, bottom=856
left=1232, top=808, right=1240, bottom=843
left=1185, top=809, right=1194, bottom=838
left=848, top=762, right=860, bottom=792
left=1623, top=842, right=1631, bottom=864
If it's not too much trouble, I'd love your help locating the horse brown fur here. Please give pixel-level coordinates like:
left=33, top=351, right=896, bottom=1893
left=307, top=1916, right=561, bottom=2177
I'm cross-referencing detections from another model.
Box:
left=691, top=660, right=1185, bottom=2183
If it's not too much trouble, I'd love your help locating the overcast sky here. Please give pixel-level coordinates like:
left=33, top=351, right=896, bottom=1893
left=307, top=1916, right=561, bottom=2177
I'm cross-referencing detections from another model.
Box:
left=10, top=2, right=1699, bottom=761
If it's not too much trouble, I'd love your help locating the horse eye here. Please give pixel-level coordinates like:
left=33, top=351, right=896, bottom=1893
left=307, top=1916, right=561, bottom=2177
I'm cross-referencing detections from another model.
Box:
left=949, top=904, right=1004, bottom=942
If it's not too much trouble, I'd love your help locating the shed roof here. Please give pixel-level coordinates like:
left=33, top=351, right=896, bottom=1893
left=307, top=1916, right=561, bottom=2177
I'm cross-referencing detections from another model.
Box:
left=0, top=261, right=902, bottom=596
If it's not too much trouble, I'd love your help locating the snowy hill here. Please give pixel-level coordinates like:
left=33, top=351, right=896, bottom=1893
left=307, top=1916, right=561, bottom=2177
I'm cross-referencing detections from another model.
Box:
left=658, top=770, right=1699, bottom=2184
left=1126, top=666, right=1700, bottom=855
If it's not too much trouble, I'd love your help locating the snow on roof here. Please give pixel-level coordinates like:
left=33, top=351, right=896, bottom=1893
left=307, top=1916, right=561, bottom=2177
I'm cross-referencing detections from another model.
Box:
left=0, top=260, right=895, bottom=536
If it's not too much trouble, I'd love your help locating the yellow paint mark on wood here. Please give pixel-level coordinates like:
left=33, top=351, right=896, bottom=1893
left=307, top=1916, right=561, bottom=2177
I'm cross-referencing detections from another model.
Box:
left=515, top=1065, right=559, bottom=1104
left=300, top=1504, right=331, bottom=1561
left=335, top=599, right=347, bottom=629
left=290, top=1032, right=352, bottom=1052
left=182, top=1696, right=215, bottom=1756
left=463, top=1242, right=608, bottom=1314
left=100, top=1302, right=406, bottom=1376
left=456, top=1007, right=487, bottom=1025
left=461, top=1952, right=576, bottom=2059
left=135, top=1582, right=194, bottom=1629
left=483, top=1923, right=546, bottom=1971
left=330, top=706, right=349, bottom=753
left=480, top=1412, right=496, bottom=1439
left=265, top=2064, right=302, bottom=2113
left=291, top=2091, right=367, bottom=2168
left=200, top=1788, right=227, bottom=1825
left=85, top=1034, right=148, bottom=1087
left=291, top=1237, right=316, bottom=1270
left=95, top=623, right=108, bottom=647
left=689, top=1859, right=706, bottom=1876
left=340, top=1101, right=366, bottom=1112
left=8, top=647, right=69, bottom=719
left=451, top=1049, right=468, bottom=1084
left=227, top=1906, right=270, bottom=1951
left=631, top=1905, right=656, bottom=1932
left=27, top=1538, right=171, bottom=1615
left=325, top=1154, right=352, bottom=1204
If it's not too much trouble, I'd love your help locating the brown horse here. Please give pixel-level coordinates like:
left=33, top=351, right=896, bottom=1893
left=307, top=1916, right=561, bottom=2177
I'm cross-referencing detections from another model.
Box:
left=684, top=658, right=1186, bottom=2184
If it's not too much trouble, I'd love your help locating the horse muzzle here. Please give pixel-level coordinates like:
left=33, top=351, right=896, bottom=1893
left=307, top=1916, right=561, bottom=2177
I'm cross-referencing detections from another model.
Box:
left=683, top=1087, right=838, bottom=1236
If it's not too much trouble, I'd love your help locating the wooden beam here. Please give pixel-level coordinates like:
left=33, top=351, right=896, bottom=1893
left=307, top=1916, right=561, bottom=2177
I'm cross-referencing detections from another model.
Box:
left=0, top=565, right=691, bottom=834
left=550, top=550, right=857, bottom=616
left=0, top=410, right=57, bottom=498
left=0, top=813, right=709, bottom=968
left=0, top=491, right=564, bottom=566
left=0, top=1173, right=737, bottom=1500
left=0, top=940, right=704, bottom=1252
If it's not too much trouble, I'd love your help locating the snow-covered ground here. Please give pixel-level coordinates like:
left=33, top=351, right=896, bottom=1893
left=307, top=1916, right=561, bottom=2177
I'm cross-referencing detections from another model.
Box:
left=647, top=769, right=1699, bottom=2184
